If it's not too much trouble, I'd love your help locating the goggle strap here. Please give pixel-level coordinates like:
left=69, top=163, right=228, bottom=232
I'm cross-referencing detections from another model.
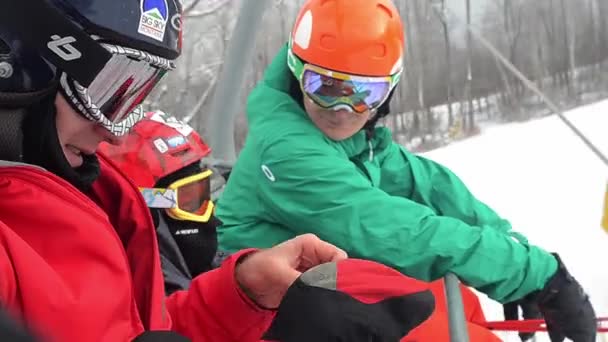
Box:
left=59, top=74, right=97, bottom=123
left=140, top=187, right=178, bottom=209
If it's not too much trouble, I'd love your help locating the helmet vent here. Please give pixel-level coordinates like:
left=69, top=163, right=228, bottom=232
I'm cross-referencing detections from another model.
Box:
left=169, top=148, right=191, bottom=157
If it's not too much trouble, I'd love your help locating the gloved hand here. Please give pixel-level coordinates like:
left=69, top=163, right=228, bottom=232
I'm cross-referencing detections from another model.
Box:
left=262, top=258, right=435, bottom=342
left=531, top=253, right=597, bottom=342
left=503, top=297, right=542, bottom=341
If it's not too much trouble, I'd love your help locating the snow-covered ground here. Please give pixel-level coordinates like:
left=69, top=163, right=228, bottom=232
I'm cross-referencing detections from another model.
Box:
left=423, top=99, right=608, bottom=341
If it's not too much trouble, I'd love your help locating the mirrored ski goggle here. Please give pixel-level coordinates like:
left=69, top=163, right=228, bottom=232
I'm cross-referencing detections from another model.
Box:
left=287, top=48, right=402, bottom=113
left=60, top=42, right=175, bottom=136
left=139, top=170, right=214, bottom=223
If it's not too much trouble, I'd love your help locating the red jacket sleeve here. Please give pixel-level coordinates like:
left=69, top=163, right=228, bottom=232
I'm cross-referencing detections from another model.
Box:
left=166, top=249, right=276, bottom=342
left=0, top=223, right=18, bottom=309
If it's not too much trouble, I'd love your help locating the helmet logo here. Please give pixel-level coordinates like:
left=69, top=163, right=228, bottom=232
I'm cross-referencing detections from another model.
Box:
left=47, top=35, right=82, bottom=61
left=0, top=61, right=13, bottom=79
left=138, top=0, right=169, bottom=42
left=171, top=13, right=182, bottom=31
left=153, top=138, right=169, bottom=153
left=293, top=10, right=313, bottom=50
left=166, top=135, right=187, bottom=148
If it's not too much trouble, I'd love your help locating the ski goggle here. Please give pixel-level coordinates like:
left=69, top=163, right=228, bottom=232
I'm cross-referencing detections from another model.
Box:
left=139, top=169, right=214, bottom=223
left=60, top=42, right=175, bottom=136
left=287, top=47, right=402, bottom=113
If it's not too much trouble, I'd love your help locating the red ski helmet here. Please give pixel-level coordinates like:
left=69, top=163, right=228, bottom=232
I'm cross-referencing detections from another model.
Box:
left=99, top=110, right=211, bottom=187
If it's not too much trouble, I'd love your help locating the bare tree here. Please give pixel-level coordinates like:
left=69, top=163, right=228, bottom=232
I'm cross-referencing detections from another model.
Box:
left=412, top=0, right=428, bottom=115
left=559, top=0, right=573, bottom=95
left=141, top=0, right=608, bottom=154
left=464, top=0, right=474, bottom=133
left=431, top=0, right=454, bottom=126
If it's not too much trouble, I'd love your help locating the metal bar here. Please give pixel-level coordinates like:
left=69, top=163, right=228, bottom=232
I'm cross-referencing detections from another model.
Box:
left=444, top=273, right=470, bottom=342
left=205, top=0, right=272, bottom=163
left=464, top=24, right=608, bottom=167
left=442, top=3, right=608, bottom=167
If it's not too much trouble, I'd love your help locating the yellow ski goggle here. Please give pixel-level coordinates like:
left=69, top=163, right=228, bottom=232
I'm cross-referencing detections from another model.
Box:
left=139, top=169, right=214, bottom=223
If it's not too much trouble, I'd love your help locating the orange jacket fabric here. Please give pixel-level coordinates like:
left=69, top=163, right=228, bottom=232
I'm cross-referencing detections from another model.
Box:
left=403, top=280, right=501, bottom=342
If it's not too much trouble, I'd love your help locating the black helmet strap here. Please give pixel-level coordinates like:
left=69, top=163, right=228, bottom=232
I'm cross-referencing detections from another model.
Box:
left=0, top=84, right=57, bottom=161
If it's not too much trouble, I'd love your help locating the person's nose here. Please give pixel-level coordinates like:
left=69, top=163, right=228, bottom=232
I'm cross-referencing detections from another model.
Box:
left=94, top=125, right=125, bottom=146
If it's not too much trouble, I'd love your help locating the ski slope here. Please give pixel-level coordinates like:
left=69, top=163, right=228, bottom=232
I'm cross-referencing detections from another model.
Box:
left=422, top=99, right=608, bottom=341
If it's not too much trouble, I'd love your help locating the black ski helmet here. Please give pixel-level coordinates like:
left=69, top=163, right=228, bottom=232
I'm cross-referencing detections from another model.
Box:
left=0, top=0, right=183, bottom=94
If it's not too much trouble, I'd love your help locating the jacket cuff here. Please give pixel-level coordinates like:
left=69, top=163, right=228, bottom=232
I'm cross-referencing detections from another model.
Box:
left=206, top=248, right=275, bottom=339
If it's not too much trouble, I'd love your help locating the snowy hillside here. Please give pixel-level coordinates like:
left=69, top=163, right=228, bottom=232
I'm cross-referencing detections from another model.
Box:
left=422, top=99, right=608, bottom=341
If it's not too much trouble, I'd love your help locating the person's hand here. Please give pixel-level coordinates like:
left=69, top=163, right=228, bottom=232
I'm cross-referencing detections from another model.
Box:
left=532, top=254, right=597, bottom=342
left=234, top=234, right=347, bottom=309
left=503, top=298, right=542, bottom=341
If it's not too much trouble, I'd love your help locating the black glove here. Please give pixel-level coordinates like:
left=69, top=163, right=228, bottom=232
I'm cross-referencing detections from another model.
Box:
left=503, top=297, right=542, bottom=341
left=132, top=331, right=190, bottom=342
left=263, top=277, right=435, bottom=342
left=0, top=307, right=39, bottom=342
left=532, top=253, right=597, bottom=342
left=262, top=260, right=436, bottom=342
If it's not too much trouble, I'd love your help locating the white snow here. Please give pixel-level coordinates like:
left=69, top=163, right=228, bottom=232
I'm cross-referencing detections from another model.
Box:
left=422, top=99, right=608, bottom=341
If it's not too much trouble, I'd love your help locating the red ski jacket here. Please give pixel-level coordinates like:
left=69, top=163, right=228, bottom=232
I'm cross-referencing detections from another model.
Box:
left=0, top=155, right=274, bottom=342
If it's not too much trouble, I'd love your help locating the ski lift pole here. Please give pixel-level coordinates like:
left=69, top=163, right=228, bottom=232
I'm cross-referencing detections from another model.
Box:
left=427, top=1, right=472, bottom=339
left=205, top=0, right=272, bottom=165
left=444, top=273, right=470, bottom=342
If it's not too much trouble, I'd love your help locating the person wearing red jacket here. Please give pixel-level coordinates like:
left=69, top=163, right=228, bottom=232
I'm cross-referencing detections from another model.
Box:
left=0, top=0, right=350, bottom=341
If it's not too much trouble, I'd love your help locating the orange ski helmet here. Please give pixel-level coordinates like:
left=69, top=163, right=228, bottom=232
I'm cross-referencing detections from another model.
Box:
left=290, top=0, right=405, bottom=77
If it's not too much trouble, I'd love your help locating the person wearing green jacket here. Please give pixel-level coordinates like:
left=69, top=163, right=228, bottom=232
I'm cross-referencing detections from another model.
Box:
left=216, top=0, right=596, bottom=340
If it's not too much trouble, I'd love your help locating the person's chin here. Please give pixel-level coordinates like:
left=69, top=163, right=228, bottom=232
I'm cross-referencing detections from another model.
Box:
left=318, top=125, right=352, bottom=141
left=64, top=148, right=84, bottom=168
left=324, top=130, right=352, bottom=141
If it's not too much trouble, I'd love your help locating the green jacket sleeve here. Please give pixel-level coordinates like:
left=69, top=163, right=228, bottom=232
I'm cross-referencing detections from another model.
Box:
left=378, top=142, right=514, bottom=235
left=255, top=133, right=557, bottom=303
